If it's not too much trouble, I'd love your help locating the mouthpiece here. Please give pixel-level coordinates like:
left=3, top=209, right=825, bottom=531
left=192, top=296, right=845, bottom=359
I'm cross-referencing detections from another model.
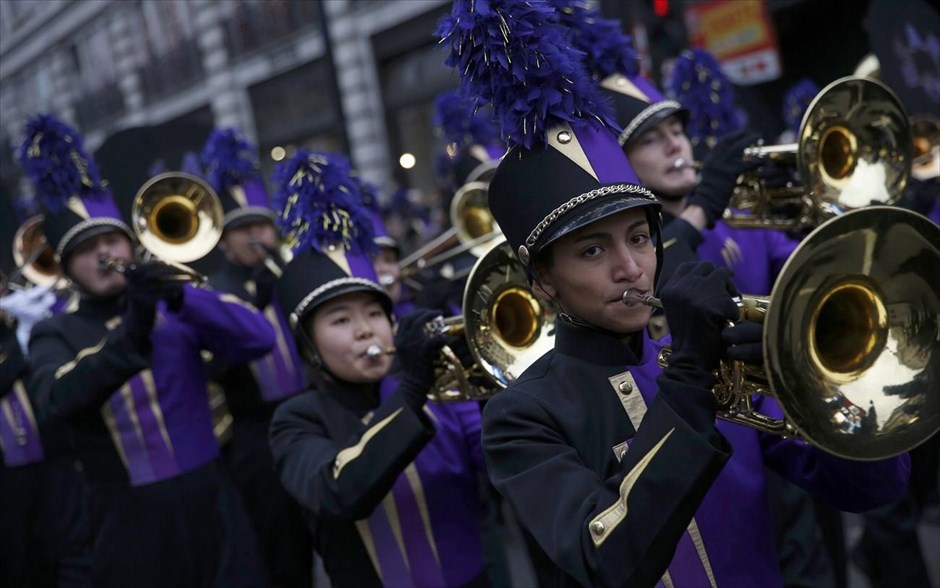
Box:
left=366, top=345, right=396, bottom=358
left=378, top=274, right=395, bottom=287
left=622, top=289, right=663, bottom=308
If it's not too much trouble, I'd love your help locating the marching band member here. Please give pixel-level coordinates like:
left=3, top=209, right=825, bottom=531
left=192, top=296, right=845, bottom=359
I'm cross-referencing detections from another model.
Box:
left=438, top=2, right=910, bottom=587
left=268, top=150, right=489, bottom=587
left=1, top=286, right=90, bottom=587
left=201, top=128, right=313, bottom=588
left=20, top=114, right=275, bottom=588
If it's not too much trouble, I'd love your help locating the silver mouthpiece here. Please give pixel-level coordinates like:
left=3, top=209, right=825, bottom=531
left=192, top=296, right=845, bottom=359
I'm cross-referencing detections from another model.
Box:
left=366, top=345, right=383, bottom=358
left=378, top=274, right=395, bottom=287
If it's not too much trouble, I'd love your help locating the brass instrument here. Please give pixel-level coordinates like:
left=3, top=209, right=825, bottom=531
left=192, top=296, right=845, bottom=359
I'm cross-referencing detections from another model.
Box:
left=397, top=181, right=501, bottom=286
left=132, top=172, right=224, bottom=263
left=726, top=77, right=912, bottom=230
left=249, top=240, right=293, bottom=279
left=628, top=207, right=939, bottom=461
left=10, top=215, right=61, bottom=288
left=423, top=239, right=557, bottom=402
left=97, top=257, right=208, bottom=284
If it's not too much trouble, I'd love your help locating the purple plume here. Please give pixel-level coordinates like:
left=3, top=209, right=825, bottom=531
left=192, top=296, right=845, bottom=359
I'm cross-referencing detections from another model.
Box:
left=272, top=150, right=375, bottom=255
left=547, top=0, right=639, bottom=79
left=432, top=89, right=500, bottom=147
left=667, top=47, right=744, bottom=144
left=200, top=128, right=261, bottom=195
left=16, top=113, right=109, bottom=214
left=436, top=0, right=616, bottom=150
left=782, top=78, right=819, bottom=136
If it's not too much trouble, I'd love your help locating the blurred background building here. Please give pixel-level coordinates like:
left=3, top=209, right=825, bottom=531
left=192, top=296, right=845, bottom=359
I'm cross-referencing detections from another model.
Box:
left=0, top=0, right=936, bottom=252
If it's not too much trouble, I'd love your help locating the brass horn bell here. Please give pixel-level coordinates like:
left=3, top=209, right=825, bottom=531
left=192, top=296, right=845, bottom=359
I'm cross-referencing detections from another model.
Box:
left=131, top=172, right=224, bottom=263
left=727, top=77, right=912, bottom=230
left=424, top=239, right=557, bottom=402
left=647, top=207, right=939, bottom=461
left=12, top=215, right=61, bottom=288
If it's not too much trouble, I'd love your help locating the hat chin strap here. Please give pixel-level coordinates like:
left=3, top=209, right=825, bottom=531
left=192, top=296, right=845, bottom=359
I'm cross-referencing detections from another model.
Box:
left=535, top=279, right=638, bottom=339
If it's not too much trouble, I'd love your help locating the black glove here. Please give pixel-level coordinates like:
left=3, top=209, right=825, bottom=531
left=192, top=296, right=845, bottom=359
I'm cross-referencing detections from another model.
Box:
left=125, top=262, right=185, bottom=312
left=722, top=320, right=763, bottom=365
left=394, top=309, right=449, bottom=412
left=687, top=130, right=763, bottom=228
left=249, top=264, right=279, bottom=309
left=660, top=262, right=740, bottom=385
left=122, top=262, right=186, bottom=352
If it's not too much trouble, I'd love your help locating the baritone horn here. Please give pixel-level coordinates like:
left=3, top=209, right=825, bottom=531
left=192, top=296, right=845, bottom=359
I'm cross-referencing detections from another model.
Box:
left=423, top=239, right=556, bottom=401
left=627, top=207, right=939, bottom=461
left=131, top=172, right=224, bottom=263
left=726, top=76, right=912, bottom=230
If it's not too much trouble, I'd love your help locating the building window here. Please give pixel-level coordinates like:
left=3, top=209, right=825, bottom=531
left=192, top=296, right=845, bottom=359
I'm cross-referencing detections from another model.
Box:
left=224, top=0, right=319, bottom=60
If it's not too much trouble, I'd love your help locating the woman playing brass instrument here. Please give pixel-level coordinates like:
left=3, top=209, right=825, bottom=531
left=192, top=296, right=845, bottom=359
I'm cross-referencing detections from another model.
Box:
left=268, top=151, right=489, bottom=588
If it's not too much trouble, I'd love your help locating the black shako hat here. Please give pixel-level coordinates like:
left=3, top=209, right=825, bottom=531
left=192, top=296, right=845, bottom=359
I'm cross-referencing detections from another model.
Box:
left=16, top=113, right=134, bottom=262
left=437, top=0, right=662, bottom=273
left=273, top=150, right=391, bottom=333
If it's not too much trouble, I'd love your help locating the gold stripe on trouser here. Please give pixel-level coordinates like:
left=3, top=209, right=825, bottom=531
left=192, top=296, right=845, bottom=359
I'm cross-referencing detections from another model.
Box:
left=403, top=463, right=441, bottom=565
left=661, top=571, right=674, bottom=588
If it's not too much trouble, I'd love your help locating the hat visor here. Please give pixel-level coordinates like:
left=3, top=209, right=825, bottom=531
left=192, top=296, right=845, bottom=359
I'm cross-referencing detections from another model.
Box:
left=622, top=105, right=690, bottom=148
left=299, top=280, right=393, bottom=326
left=60, top=220, right=135, bottom=261
left=536, top=190, right=662, bottom=253
left=224, top=208, right=278, bottom=231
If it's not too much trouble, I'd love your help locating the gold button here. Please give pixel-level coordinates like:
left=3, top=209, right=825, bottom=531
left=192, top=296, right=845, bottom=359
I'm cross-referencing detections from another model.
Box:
left=618, top=381, right=634, bottom=395
left=590, top=521, right=605, bottom=535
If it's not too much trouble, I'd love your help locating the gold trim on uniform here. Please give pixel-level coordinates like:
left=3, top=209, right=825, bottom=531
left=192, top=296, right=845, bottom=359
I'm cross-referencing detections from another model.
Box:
left=140, top=370, right=175, bottom=458
left=403, top=463, right=441, bottom=566
left=589, top=428, right=675, bottom=547
left=381, top=492, right=411, bottom=573
left=355, top=519, right=384, bottom=583
left=101, top=402, right=131, bottom=468
left=55, top=337, right=108, bottom=379
left=608, top=371, right=647, bottom=432
left=333, top=408, right=403, bottom=479
left=686, top=518, right=718, bottom=588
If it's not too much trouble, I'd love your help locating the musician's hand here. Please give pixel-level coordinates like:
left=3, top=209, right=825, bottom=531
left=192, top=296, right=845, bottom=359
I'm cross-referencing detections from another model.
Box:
left=394, top=309, right=448, bottom=411
left=0, top=286, right=55, bottom=357
left=688, top=130, right=763, bottom=228
left=249, top=263, right=279, bottom=309
left=125, top=262, right=184, bottom=312
left=723, top=321, right=763, bottom=365
left=660, top=262, right=740, bottom=385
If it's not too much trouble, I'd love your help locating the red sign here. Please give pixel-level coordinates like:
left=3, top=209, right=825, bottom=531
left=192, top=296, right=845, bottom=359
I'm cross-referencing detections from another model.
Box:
left=684, top=0, right=782, bottom=85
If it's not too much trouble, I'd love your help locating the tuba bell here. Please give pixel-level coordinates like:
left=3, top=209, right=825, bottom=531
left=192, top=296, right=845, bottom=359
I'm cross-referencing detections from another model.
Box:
left=423, top=238, right=556, bottom=402
left=630, top=207, right=939, bottom=460
left=131, top=172, right=224, bottom=263
left=726, top=77, right=912, bottom=230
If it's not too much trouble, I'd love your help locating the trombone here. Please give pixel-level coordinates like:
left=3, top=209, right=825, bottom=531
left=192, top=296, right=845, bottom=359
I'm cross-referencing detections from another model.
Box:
left=724, top=76, right=911, bottom=230
left=626, top=206, right=940, bottom=461
left=397, top=181, right=502, bottom=288
left=422, top=239, right=557, bottom=402
left=98, top=172, right=225, bottom=284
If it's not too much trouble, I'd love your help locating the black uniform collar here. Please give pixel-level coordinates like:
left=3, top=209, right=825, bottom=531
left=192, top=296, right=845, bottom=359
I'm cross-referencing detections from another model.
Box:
left=315, top=375, right=382, bottom=418
left=76, top=293, right=122, bottom=320
left=554, top=319, right=643, bottom=366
